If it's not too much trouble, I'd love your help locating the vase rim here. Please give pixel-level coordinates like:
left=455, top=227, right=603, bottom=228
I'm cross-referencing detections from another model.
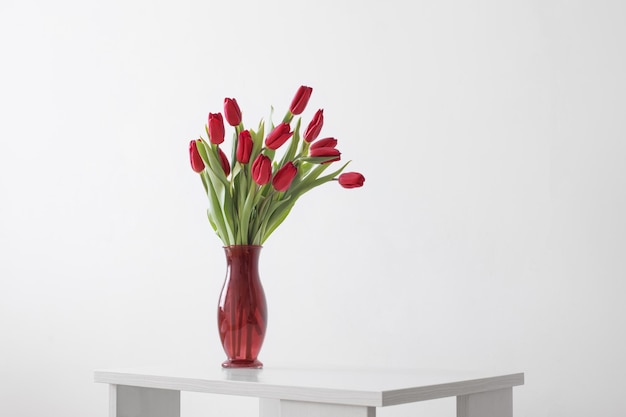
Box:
left=223, top=245, right=262, bottom=248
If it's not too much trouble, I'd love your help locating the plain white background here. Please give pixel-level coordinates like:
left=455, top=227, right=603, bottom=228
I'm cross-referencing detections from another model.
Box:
left=1, top=0, right=625, bottom=416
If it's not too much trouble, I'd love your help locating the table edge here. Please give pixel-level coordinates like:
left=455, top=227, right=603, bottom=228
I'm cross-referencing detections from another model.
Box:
left=94, top=370, right=524, bottom=407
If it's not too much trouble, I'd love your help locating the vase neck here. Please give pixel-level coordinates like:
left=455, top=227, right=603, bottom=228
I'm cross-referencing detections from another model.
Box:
left=223, top=245, right=262, bottom=258
left=223, top=245, right=262, bottom=282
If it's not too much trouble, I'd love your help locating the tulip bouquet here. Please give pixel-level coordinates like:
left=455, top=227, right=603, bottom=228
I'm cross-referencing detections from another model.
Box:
left=189, top=85, right=365, bottom=246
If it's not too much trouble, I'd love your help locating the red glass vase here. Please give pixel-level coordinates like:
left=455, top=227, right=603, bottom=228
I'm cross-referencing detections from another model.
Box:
left=217, top=245, right=267, bottom=368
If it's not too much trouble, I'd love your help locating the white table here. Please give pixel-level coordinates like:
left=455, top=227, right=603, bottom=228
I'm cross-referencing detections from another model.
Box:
left=94, top=366, right=524, bottom=417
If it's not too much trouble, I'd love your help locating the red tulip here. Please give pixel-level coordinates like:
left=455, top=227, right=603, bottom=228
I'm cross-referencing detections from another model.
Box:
left=208, top=112, right=225, bottom=144
left=338, top=172, right=365, bottom=188
left=223, top=98, right=242, bottom=126
left=218, top=147, right=230, bottom=176
left=289, top=85, right=313, bottom=115
left=309, top=137, right=337, bottom=150
left=252, top=154, right=272, bottom=185
left=236, top=130, right=253, bottom=164
left=265, top=122, right=293, bottom=150
left=303, top=109, right=324, bottom=142
left=309, top=146, right=341, bottom=164
left=189, top=140, right=205, bottom=173
left=272, top=162, right=297, bottom=192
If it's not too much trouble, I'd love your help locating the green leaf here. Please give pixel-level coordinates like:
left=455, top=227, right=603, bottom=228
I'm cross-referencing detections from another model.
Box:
left=230, top=130, right=239, bottom=173
left=202, top=170, right=230, bottom=244
left=206, top=209, right=218, bottom=233
left=297, top=135, right=311, bottom=159
left=298, top=156, right=342, bottom=164
left=203, top=142, right=231, bottom=188
left=236, top=172, right=248, bottom=244
left=296, top=160, right=315, bottom=178
left=262, top=202, right=295, bottom=244
left=288, top=163, right=332, bottom=195
left=199, top=166, right=209, bottom=195
left=289, top=161, right=350, bottom=197
left=261, top=196, right=298, bottom=244
left=208, top=169, right=235, bottom=244
left=239, top=180, right=257, bottom=244
left=249, top=122, right=265, bottom=163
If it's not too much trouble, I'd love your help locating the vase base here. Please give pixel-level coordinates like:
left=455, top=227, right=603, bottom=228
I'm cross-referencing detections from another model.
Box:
left=221, top=359, right=263, bottom=369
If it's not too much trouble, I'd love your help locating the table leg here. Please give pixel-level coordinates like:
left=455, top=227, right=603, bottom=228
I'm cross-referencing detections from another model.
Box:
left=457, top=388, right=512, bottom=417
left=260, top=398, right=280, bottom=416
left=110, top=384, right=180, bottom=417
left=260, top=398, right=375, bottom=417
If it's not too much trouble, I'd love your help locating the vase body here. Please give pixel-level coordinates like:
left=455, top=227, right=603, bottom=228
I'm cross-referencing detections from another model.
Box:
left=218, top=245, right=267, bottom=368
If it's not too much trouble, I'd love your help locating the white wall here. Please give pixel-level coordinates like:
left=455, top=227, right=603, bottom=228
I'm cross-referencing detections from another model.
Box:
left=1, top=0, right=625, bottom=416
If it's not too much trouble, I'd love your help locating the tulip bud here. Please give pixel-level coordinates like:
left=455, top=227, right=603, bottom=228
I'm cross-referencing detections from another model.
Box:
left=208, top=113, right=225, bottom=145
left=309, top=137, right=337, bottom=150
left=289, top=85, right=313, bottom=115
left=338, top=172, right=365, bottom=189
left=303, top=109, right=324, bottom=142
left=189, top=140, right=205, bottom=173
left=309, top=146, right=341, bottom=164
left=265, top=122, right=293, bottom=150
left=272, top=162, right=297, bottom=192
left=223, top=98, right=242, bottom=126
left=252, top=154, right=272, bottom=185
left=218, top=147, right=230, bottom=177
left=236, top=130, right=253, bottom=164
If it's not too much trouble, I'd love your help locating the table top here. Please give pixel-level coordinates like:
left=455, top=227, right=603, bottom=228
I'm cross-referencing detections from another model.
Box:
left=94, top=366, right=523, bottom=407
